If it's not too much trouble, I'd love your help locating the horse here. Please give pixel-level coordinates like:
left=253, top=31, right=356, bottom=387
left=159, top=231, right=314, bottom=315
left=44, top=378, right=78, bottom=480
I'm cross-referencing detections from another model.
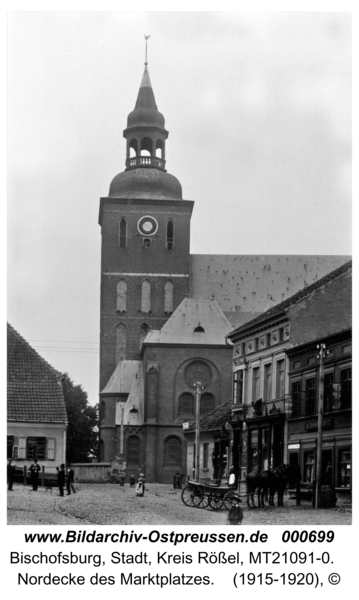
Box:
left=246, top=469, right=276, bottom=508
left=246, top=464, right=301, bottom=508
left=267, top=464, right=302, bottom=506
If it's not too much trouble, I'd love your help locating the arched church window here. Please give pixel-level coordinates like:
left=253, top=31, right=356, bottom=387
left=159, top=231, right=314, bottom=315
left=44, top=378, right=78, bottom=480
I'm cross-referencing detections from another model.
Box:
left=118, top=218, right=127, bottom=248
left=164, top=437, right=181, bottom=468
left=100, top=401, right=106, bottom=422
left=139, top=323, right=149, bottom=350
left=166, top=220, right=174, bottom=250
left=179, top=393, right=194, bottom=416
left=141, top=280, right=151, bottom=313
left=127, top=436, right=140, bottom=468
left=115, top=323, right=126, bottom=363
left=201, top=394, right=214, bottom=416
left=116, top=279, right=127, bottom=312
left=164, top=280, right=173, bottom=313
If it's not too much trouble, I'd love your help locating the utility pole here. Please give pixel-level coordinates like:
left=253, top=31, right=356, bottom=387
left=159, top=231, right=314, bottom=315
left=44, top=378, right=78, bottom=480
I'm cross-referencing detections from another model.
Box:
left=315, top=343, right=326, bottom=509
left=194, top=381, right=202, bottom=482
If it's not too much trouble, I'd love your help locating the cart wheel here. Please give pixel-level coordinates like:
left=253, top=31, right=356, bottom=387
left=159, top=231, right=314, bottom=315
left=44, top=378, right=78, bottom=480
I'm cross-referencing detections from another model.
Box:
left=223, top=491, right=241, bottom=511
left=181, top=486, right=203, bottom=508
left=197, top=492, right=210, bottom=509
left=208, top=493, right=223, bottom=510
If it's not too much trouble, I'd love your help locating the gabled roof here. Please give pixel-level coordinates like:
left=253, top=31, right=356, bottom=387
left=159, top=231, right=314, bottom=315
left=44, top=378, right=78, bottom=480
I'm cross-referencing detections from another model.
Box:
left=143, top=298, right=234, bottom=346
left=7, top=323, right=68, bottom=423
left=228, top=260, right=352, bottom=339
left=185, top=401, right=233, bottom=434
left=100, top=360, right=141, bottom=395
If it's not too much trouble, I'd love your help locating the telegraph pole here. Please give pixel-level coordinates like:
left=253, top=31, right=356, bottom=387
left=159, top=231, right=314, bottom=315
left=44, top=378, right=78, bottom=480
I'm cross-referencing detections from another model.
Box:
left=315, top=343, right=326, bottom=509
left=194, top=381, right=202, bottom=482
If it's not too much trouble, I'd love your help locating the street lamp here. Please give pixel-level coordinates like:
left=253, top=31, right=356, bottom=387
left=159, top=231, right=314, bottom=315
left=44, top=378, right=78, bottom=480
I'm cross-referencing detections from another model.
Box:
left=194, top=381, right=204, bottom=482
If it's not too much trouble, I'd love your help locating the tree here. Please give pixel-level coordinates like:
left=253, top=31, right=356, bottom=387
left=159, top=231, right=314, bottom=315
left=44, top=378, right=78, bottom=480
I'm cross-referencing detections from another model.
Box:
left=61, top=374, right=98, bottom=463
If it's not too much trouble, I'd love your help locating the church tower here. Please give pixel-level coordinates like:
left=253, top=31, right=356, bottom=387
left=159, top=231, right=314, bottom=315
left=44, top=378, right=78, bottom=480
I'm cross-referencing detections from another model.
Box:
left=99, top=62, right=194, bottom=392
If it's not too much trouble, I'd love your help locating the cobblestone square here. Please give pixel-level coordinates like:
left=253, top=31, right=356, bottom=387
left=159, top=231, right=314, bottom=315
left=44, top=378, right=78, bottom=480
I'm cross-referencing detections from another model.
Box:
left=7, top=483, right=351, bottom=526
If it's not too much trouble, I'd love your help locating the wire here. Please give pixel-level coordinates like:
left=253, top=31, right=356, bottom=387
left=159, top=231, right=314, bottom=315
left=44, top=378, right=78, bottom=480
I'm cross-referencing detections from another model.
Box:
left=28, top=339, right=99, bottom=345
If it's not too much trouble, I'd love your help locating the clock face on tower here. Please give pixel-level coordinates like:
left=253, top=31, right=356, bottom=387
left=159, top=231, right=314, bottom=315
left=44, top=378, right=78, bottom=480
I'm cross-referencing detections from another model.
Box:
left=137, top=216, right=158, bottom=236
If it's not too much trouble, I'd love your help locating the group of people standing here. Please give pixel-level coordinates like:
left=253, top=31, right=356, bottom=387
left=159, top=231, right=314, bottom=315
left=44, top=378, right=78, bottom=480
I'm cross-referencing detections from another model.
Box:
left=7, top=458, right=76, bottom=496
left=56, top=464, right=76, bottom=496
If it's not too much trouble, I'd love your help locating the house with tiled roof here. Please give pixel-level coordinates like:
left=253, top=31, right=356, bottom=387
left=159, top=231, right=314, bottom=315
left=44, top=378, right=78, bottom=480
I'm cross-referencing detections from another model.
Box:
left=226, top=261, right=352, bottom=496
left=7, top=323, right=68, bottom=468
left=183, top=402, right=233, bottom=482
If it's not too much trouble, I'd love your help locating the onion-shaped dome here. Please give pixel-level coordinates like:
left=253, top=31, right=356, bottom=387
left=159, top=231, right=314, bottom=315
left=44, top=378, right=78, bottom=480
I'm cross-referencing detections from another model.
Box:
left=109, top=168, right=182, bottom=200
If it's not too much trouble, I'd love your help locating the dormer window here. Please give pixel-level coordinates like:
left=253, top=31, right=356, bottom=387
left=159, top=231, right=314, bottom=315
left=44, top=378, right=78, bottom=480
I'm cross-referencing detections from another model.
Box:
left=194, top=324, right=205, bottom=333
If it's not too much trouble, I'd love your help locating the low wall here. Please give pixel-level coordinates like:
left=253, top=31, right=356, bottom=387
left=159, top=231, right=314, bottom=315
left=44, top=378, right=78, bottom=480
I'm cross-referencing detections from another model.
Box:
left=70, top=463, right=111, bottom=483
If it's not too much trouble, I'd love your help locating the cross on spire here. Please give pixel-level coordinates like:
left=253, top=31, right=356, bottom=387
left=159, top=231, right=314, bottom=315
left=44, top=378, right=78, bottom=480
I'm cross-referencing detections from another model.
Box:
left=144, top=35, right=151, bottom=65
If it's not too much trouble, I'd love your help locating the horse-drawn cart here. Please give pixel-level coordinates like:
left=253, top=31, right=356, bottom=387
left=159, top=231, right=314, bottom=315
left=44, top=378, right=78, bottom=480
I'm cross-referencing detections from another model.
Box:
left=181, top=480, right=241, bottom=510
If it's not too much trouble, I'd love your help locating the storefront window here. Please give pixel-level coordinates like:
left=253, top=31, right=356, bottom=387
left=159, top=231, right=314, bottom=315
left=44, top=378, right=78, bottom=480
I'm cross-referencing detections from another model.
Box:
left=304, top=451, right=315, bottom=483
left=203, top=443, right=209, bottom=470
left=261, top=428, right=269, bottom=470
left=249, top=430, right=258, bottom=471
left=338, top=449, right=351, bottom=488
left=341, top=369, right=351, bottom=409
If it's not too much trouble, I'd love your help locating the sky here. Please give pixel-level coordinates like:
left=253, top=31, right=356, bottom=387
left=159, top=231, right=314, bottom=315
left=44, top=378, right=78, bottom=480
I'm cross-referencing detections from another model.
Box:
left=7, top=11, right=352, bottom=406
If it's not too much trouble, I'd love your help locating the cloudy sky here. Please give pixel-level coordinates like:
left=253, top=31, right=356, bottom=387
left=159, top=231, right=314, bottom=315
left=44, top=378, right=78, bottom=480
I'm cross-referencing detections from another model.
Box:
left=7, top=11, right=351, bottom=405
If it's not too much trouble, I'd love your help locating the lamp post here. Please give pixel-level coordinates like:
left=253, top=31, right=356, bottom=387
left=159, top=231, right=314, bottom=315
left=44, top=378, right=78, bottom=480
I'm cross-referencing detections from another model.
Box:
left=194, top=381, right=203, bottom=482
left=315, top=343, right=326, bottom=509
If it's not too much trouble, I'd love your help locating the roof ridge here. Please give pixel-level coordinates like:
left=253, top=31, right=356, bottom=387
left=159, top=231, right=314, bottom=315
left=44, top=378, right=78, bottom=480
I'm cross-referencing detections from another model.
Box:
left=7, top=323, right=63, bottom=379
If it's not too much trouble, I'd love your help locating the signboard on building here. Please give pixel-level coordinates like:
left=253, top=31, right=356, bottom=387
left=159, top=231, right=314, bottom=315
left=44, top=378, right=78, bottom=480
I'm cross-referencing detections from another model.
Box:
left=305, top=418, right=333, bottom=432
left=182, top=422, right=189, bottom=430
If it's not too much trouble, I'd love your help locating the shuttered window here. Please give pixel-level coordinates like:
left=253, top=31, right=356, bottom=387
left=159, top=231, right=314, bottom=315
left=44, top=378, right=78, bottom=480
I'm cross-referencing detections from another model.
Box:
left=141, top=280, right=151, bottom=313
left=116, top=279, right=127, bottom=312
left=164, top=437, right=181, bottom=468
left=7, top=436, right=14, bottom=459
left=46, top=438, right=56, bottom=460
left=164, top=280, right=173, bottom=313
left=26, top=437, right=46, bottom=460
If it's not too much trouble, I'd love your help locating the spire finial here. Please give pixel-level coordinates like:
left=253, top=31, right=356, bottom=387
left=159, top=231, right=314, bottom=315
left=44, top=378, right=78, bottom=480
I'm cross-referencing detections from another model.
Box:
left=144, top=35, right=151, bottom=66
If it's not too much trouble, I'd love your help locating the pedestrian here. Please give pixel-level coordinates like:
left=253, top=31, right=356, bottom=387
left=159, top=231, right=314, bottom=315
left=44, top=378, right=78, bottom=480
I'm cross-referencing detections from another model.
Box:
left=29, top=459, right=41, bottom=491
left=66, top=466, right=76, bottom=495
left=227, top=501, right=243, bottom=526
left=228, top=467, right=236, bottom=487
left=136, top=473, right=145, bottom=497
left=129, top=474, right=135, bottom=488
left=7, top=459, right=17, bottom=491
left=173, top=472, right=179, bottom=489
left=56, top=463, right=66, bottom=497
left=119, top=470, right=125, bottom=486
